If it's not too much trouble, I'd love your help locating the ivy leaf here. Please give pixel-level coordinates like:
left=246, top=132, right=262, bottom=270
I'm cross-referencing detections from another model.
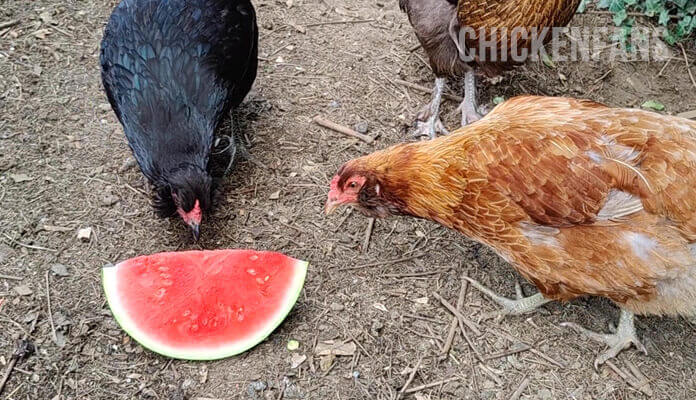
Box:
left=613, top=8, right=628, bottom=25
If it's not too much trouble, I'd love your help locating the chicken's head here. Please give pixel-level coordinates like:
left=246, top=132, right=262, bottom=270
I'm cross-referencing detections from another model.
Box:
left=166, top=165, right=212, bottom=241
left=326, top=163, right=401, bottom=218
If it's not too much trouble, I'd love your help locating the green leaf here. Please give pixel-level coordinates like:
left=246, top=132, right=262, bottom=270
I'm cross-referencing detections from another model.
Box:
left=613, top=8, right=628, bottom=26
left=287, top=340, right=300, bottom=351
left=641, top=100, right=666, bottom=111
left=541, top=53, right=556, bottom=68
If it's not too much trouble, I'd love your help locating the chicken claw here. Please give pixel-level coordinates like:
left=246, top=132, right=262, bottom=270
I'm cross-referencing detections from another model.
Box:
left=561, top=309, right=647, bottom=370
left=411, top=77, right=449, bottom=140
left=464, top=277, right=551, bottom=319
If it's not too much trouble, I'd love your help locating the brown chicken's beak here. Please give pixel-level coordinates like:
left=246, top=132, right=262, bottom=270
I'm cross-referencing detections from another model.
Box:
left=325, top=198, right=341, bottom=216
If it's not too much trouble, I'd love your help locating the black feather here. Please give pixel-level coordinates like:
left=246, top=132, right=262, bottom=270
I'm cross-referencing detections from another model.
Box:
left=100, top=0, right=258, bottom=217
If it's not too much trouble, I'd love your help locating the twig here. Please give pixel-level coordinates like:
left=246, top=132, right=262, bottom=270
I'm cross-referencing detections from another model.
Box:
left=312, top=116, right=374, bottom=144
left=45, top=271, right=57, bottom=344
left=529, top=348, right=565, bottom=369
left=0, top=20, right=19, bottom=30
left=508, top=375, right=530, bottom=400
left=606, top=360, right=653, bottom=396
left=397, top=356, right=422, bottom=398
left=276, top=379, right=286, bottom=400
left=482, top=343, right=531, bottom=361
left=587, top=10, right=680, bottom=20
left=0, top=274, right=23, bottom=281
left=0, top=315, right=38, bottom=396
left=305, top=19, right=376, bottom=28
left=338, top=254, right=425, bottom=272
left=678, top=43, right=696, bottom=90
left=408, top=43, right=422, bottom=52
left=2, top=234, right=57, bottom=253
left=432, top=292, right=481, bottom=336
left=381, top=269, right=447, bottom=278
left=362, top=218, right=374, bottom=253
left=404, top=377, right=460, bottom=394
left=458, top=318, right=484, bottom=363
left=394, top=79, right=464, bottom=103
left=441, top=275, right=468, bottom=359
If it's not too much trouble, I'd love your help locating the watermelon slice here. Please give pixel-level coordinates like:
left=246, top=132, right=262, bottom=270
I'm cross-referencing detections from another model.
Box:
left=102, top=250, right=307, bottom=360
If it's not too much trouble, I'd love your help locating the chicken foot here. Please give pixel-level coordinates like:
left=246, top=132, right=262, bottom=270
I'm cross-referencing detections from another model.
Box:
left=457, top=70, right=483, bottom=126
left=561, top=309, right=647, bottom=369
left=464, top=277, right=552, bottom=319
left=412, top=77, right=449, bottom=139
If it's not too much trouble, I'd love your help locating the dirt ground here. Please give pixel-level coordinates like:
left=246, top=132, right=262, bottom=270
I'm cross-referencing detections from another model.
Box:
left=2, top=0, right=696, bottom=399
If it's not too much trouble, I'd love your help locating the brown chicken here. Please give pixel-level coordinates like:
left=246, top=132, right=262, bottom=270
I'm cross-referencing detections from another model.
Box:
left=326, top=96, right=696, bottom=367
left=399, top=0, right=581, bottom=138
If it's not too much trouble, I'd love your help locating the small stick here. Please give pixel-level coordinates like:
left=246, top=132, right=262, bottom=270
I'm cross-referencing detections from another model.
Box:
left=529, top=348, right=565, bottom=369
left=381, top=269, right=446, bottom=278
left=338, top=254, right=425, bottom=272
left=458, top=318, right=484, bottom=363
left=678, top=43, right=696, bottom=90
left=408, top=43, right=422, bottom=52
left=45, top=271, right=57, bottom=344
left=0, top=20, right=19, bottom=30
left=441, top=275, right=468, bottom=358
left=362, top=218, right=374, bottom=253
left=394, top=79, right=464, bottom=103
left=482, top=344, right=531, bottom=361
left=0, top=316, right=38, bottom=396
left=276, top=379, right=286, bottom=400
left=432, top=292, right=481, bottom=336
left=2, top=234, right=57, bottom=253
left=312, top=116, right=374, bottom=144
left=0, top=274, right=23, bottom=281
left=305, top=18, right=376, bottom=28
left=508, top=375, right=530, bottom=400
left=403, top=314, right=447, bottom=325
left=398, top=356, right=422, bottom=398
left=404, top=377, right=459, bottom=394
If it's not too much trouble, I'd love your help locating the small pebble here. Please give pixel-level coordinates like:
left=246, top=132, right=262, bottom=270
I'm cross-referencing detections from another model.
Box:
left=101, top=194, right=119, bottom=207
left=250, top=381, right=267, bottom=391
left=329, top=302, right=344, bottom=311
left=354, top=121, right=369, bottom=134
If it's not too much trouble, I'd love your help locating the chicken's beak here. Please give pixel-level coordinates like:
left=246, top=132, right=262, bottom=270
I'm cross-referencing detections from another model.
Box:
left=189, top=223, right=200, bottom=241
left=325, top=198, right=341, bottom=216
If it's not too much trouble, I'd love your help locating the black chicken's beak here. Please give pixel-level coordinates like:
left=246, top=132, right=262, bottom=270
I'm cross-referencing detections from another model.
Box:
left=189, top=223, right=200, bottom=241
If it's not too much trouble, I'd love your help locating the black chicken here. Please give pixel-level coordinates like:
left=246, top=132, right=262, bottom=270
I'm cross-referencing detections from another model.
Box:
left=100, top=0, right=258, bottom=240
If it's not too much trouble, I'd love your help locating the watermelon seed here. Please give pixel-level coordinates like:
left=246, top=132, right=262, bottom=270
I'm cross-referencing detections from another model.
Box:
left=246, top=268, right=257, bottom=276
left=250, top=255, right=259, bottom=261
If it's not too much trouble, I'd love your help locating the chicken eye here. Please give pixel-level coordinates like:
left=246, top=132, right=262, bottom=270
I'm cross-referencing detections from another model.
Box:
left=348, top=182, right=357, bottom=189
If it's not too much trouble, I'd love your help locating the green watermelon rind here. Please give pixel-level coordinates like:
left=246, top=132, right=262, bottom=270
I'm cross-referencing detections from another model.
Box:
left=102, top=255, right=308, bottom=361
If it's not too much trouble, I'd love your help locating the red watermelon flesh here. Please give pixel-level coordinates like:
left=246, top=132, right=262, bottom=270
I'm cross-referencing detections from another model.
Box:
left=102, top=250, right=307, bottom=360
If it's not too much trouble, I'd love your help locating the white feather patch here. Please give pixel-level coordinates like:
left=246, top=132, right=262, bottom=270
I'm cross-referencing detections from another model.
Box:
left=519, top=222, right=560, bottom=247
left=624, top=232, right=657, bottom=261
left=597, top=189, right=643, bottom=220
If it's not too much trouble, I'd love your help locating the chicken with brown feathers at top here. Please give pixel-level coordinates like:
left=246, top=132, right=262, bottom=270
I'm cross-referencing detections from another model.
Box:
left=326, top=95, right=696, bottom=368
left=399, top=0, right=581, bottom=138
left=100, top=0, right=258, bottom=241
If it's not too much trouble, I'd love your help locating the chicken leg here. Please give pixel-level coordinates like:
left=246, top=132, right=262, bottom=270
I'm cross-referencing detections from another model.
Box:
left=561, top=309, right=648, bottom=369
left=458, top=70, right=483, bottom=126
left=464, top=277, right=552, bottom=318
left=412, top=77, right=449, bottom=140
